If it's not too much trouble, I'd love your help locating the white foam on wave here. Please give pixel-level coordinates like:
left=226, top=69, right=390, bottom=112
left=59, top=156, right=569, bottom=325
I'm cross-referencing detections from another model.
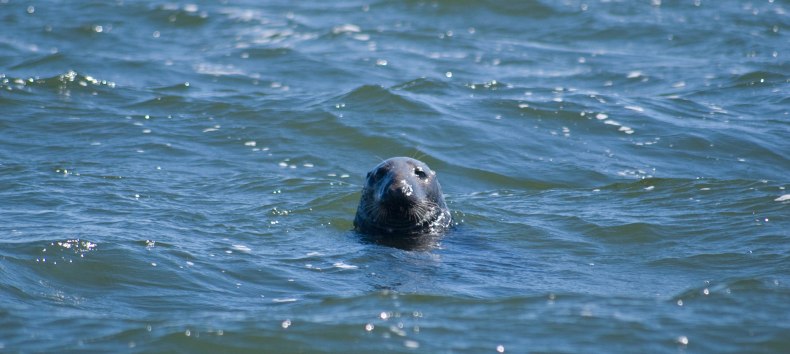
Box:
left=333, top=24, right=361, bottom=34
left=333, top=262, right=358, bottom=270
left=194, top=63, right=245, bottom=76
left=625, top=105, right=644, bottom=112
left=232, top=244, right=252, bottom=253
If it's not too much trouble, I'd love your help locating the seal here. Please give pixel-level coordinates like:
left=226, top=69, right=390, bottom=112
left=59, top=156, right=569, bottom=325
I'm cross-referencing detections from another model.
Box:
left=354, top=157, right=452, bottom=237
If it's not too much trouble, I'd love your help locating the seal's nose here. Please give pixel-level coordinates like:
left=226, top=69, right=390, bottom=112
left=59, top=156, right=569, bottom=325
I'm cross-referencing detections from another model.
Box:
left=380, top=179, right=414, bottom=205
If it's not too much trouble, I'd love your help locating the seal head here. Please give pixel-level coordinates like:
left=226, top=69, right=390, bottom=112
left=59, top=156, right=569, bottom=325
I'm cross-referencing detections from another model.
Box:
left=354, top=157, right=451, bottom=237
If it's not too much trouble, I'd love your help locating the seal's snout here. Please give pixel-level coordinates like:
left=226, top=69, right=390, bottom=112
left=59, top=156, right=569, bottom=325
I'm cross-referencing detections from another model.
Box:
left=379, top=178, right=416, bottom=206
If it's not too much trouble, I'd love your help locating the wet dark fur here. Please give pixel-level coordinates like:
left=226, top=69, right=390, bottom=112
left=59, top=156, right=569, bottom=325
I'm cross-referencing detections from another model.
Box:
left=354, top=157, right=451, bottom=239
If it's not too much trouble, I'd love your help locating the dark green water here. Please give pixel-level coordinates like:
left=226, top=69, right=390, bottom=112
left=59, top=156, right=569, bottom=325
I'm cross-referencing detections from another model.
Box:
left=1, top=0, right=789, bottom=352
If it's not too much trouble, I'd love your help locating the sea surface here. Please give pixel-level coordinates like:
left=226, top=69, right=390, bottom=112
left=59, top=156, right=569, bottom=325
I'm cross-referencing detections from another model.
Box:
left=1, top=0, right=789, bottom=353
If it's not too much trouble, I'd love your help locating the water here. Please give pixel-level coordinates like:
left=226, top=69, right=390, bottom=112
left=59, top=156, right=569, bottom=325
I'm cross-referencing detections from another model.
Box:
left=1, top=0, right=788, bottom=352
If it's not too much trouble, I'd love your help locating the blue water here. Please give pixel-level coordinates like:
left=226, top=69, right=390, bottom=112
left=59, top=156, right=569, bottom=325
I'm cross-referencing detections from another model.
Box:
left=1, top=0, right=789, bottom=352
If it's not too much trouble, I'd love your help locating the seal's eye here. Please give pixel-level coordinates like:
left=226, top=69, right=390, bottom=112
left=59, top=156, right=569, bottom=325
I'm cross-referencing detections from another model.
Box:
left=414, top=167, right=427, bottom=179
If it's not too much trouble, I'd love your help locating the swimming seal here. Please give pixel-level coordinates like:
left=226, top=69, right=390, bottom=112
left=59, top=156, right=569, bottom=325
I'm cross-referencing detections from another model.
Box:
left=354, top=157, right=452, bottom=237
